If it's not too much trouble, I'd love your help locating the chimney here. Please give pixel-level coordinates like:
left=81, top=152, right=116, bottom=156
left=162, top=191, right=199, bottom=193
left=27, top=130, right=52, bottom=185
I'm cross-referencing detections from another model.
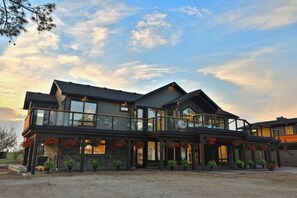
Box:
left=276, top=116, right=287, bottom=121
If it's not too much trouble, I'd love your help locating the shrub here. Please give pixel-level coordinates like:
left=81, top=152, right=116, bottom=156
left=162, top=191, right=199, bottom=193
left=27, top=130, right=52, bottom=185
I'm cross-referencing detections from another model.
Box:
left=113, top=160, right=122, bottom=171
left=207, top=160, right=217, bottom=171
left=91, top=160, right=101, bottom=172
left=247, top=160, right=254, bottom=168
left=258, top=159, right=267, bottom=168
left=271, top=160, right=276, bottom=165
left=266, top=163, right=276, bottom=171
left=64, top=158, right=76, bottom=171
left=167, top=160, right=177, bottom=171
left=44, top=160, right=54, bottom=174
left=181, top=160, right=189, bottom=170
left=235, top=159, right=244, bottom=168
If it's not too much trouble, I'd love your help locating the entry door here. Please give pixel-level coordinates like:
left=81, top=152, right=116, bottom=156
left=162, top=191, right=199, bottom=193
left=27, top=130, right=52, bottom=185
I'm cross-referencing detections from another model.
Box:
left=136, top=147, right=143, bottom=167
left=137, top=108, right=145, bottom=131
left=218, top=145, right=228, bottom=164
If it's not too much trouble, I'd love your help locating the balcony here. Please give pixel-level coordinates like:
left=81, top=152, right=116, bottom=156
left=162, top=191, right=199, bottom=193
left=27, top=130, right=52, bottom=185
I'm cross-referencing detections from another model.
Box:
left=23, top=108, right=254, bottom=135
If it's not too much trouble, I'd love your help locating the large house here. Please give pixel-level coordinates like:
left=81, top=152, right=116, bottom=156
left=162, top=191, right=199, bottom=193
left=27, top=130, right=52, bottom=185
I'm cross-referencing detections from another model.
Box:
left=22, top=80, right=281, bottom=174
left=252, top=117, right=297, bottom=166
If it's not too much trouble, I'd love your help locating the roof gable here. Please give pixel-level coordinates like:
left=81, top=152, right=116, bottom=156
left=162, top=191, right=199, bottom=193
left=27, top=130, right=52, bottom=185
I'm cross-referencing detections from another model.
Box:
left=23, top=92, right=57, bottom=109
left=50, top=80, right=143, bottom=103
left=133, top=82, right=187, bottom=103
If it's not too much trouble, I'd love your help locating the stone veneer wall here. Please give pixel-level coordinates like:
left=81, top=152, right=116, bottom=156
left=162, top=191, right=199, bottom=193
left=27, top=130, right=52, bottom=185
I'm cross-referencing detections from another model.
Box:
left=278, top=150, right=297, bottom=167
left=57, top=140, right=128, bottom=171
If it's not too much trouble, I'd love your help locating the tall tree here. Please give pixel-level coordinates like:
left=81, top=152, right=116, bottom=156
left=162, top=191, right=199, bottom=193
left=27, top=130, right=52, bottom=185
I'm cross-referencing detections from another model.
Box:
left=0, top=0, right=56, bottom=44
left=0, top=126, right=17, bottom=151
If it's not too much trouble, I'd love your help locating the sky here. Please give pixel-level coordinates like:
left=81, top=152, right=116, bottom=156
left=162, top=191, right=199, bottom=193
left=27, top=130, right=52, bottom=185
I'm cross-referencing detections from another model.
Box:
left=0, top=0, right=297, bottom=142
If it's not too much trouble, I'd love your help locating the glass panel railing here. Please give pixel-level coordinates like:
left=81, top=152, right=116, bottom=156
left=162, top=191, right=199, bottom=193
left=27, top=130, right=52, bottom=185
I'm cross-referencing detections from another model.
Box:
left=147, top=118, right=154, bottom=132
left=214, top=117, right=225, bottom=129
left=49, top=111, right=71, bottom=126
left=113, top=117, right=130, bottom=131
left=193, top=115, right=203, bottom=127
left=203, top=115, right=213, bottom=128
left=236, top=119, right=244, bottom=131
left=175, top=118, right=187, bottom=130
left=228, top=119, right=236, bottom=131
left=32, top=109, right=49, bottom=126
left=96, top=115, right=112, bottom=130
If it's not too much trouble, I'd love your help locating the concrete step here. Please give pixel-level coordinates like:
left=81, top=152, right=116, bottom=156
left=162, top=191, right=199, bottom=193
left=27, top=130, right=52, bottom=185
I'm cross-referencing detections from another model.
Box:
left=8, top=164, right=27, bottom=173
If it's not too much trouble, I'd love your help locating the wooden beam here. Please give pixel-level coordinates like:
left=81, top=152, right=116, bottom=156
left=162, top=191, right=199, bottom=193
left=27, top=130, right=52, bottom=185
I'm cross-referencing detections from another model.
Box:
left=22, top=147, right=29, bottom=166
left=27, top=145, right=33, bottom=172
left=127, top=140, right=132, bottom=170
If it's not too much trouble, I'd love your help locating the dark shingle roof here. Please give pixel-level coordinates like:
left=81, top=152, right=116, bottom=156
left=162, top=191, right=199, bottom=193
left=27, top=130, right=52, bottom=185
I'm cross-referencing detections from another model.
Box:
left=51, top=80, right=143, bottom=102
left=23, top=92, right=57, bottom=109
left=215, top=109, right=239, bottom=119
left=252, top=117, right=297, bottom=127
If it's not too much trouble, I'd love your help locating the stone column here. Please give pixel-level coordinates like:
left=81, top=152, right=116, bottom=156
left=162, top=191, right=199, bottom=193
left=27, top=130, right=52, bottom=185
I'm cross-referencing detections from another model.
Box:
left=200, top=135, right=205, bottom=171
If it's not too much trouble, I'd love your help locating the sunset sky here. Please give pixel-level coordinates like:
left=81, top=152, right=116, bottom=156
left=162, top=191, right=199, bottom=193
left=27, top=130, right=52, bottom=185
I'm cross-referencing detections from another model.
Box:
left=0, top=0, right=297, bottom=139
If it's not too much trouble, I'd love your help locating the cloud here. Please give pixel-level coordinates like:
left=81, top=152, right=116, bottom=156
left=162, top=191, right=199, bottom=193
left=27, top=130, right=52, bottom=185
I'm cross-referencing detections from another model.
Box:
left=130, top=12, right=182, bottom=50
left=62, top=1, right=134, bottom=56
left=197, top=47, right=297, bottom=121
left=215, top=0, right=297, bottom=30
left=178, top=6, right=212, bottom=17
left=198, top=48, right=275, bottom=91
left=69, top=61, right=174, bottom=90
left=0, top=107, right=25, bottom=120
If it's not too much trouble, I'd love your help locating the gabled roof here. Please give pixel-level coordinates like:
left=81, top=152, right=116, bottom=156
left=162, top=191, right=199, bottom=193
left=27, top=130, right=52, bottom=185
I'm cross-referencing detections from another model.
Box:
left=133, top=82, right=187, bottom=103
left=252, top=117, right=297, bottom=127
left=164, top=89, right=220, bottom=109
left=215, top=109, right=239, bottom=119
left=50, top=80, right=143, bottom=103
left=23, top=92, right=57, bottom=109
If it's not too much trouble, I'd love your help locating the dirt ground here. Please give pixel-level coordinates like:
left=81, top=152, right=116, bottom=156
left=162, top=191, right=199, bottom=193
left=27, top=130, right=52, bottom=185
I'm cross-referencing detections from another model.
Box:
left=0, top=168, right=297, bottom=198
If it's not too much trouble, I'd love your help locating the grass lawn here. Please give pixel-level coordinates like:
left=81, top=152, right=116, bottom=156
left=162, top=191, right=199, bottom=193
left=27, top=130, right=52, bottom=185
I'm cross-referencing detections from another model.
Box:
left=0, top=152, right=23, bottom=164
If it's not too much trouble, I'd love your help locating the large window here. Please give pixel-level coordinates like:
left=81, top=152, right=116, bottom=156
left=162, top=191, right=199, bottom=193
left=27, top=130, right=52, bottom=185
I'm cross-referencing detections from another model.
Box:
left=81, top=139, right=106, bottom=155
left=148, top=141, right=156, bottom=160
left=218, top=145, right=228, bottom=163
left=285, top=126, right=294, bottom=135
left=70, top=100, right=97, bottom=126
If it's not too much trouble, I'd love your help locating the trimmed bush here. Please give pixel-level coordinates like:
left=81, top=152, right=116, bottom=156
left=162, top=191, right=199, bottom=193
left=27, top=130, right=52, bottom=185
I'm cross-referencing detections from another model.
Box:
left=167, top=160, right=177, bottom=171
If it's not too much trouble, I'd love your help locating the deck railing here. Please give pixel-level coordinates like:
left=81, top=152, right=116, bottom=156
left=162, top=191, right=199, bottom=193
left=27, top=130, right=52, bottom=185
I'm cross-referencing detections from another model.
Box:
left=24, top=108, right=266, bottom=136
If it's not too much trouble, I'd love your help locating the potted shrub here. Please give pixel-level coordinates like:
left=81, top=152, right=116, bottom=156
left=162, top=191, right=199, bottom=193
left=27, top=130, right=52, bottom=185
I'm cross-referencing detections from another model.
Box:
left=235, top=159, right=244, bottom=169
left=113, top=160, right=122, bottom=171
left=258, top=159, right=267, bottom=169
left=266, top=163, right=276, bottom=171
left=207, top=160, right=217, bottom=171
left=181, top=160, right=189, bottom=171
left=271, top=160, right=276, bottom=165
left=248, top=160, right=254, bottom=169
left=167, top=160, right=177, bottom=171
left=65, top=158, right=76, bottom=171
left=44, top=160, right=54, bottom=174
left=91, top=159, right=101, bottom=172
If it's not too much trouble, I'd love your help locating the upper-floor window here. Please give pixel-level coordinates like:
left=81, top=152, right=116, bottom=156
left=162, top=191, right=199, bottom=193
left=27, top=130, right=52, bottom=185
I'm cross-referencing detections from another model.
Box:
left=183, top=107, right=196, bottom=118
left=285, top=126, right=294, bottom=135
left=70, top=100, right=97, bottom=126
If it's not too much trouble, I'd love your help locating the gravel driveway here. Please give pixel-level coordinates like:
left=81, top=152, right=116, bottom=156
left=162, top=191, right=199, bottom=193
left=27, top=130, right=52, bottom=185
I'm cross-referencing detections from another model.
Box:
left=0, top=170, right=296, bottom=198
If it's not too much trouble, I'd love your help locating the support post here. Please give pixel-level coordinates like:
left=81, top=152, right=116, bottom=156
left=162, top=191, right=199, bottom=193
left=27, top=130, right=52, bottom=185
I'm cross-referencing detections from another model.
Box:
left=191, top=141, right=196, bottom=170
left=160, top=139, right=164, bottom=171
left=80, top=138, right=85, bottom=173
left=242, top=143, right=247, bottom=169
left=23, top=147, right=29, bottom=166
left=251, top=151, right=256, bottom=169
left=276, top=148, right=281, bottom=167
left=200, top=135, right=205, bottom=171
left=127, top=140, right=132, bottom=170
left=27, top=144, right=33, bottom=172
left=31, top=137, right=39, bottom=174
left=227, top=146, right=233, bottom=168
left=267, top=144, right=272, bottom=163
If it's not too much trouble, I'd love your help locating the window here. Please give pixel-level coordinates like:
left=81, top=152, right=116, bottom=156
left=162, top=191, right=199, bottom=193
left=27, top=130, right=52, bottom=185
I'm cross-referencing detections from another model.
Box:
left=218, top=145, right=228, bottom=163
left=70, top=100, right=97, bottom=127
left=120, top=106, right=129, bottom=112
left=81, top=139, right=106, bottom=155
left=148, top=142, right=156, bottom=160
left=285, top=126, right=294, bottom=135
left=182, top=107, right=196, bottom=118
